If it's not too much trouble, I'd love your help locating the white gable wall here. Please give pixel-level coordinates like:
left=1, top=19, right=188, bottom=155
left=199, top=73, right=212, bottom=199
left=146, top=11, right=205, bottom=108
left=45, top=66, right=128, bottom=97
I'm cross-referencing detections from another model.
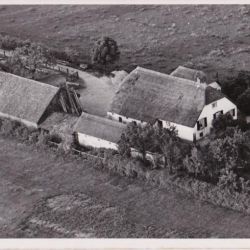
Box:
left=77, top=132, right=118, bottom=150
left=195, top=97, right=237, bottom=140
left=162, top=120, right=195, bottom=141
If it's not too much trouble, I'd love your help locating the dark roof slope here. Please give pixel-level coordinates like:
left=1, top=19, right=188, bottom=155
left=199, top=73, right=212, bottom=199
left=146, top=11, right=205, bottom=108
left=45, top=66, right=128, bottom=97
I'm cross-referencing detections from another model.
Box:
left=170, top=66, right=207, bottom=83
left=0, top=72, right=59, bottom=124
left=205, top=86, right=225, bottom=105
left=110, top=67, right=208, bottom=128
left=74, top=112, right=126, bottom=143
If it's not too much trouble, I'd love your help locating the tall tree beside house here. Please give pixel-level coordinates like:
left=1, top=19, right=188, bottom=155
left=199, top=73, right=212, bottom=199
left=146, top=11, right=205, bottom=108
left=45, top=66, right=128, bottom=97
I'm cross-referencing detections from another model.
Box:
left=91, top=36, right=120, bottom=72
left=118, top=123, right=156, bottom=163
left=154, top=126, right=182, bottom=173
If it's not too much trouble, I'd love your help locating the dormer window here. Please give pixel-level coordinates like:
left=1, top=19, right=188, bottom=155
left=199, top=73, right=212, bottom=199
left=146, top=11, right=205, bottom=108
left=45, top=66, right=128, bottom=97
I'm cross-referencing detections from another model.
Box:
left=197, top=117, right=207, bottom=131
left=212, top=102, right=217, bottom=108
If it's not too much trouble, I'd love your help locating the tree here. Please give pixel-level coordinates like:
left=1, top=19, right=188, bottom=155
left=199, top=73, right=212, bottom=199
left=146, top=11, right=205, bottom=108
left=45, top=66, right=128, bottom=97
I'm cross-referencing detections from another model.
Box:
left=6, top=43, right=51, bottom=79
left=221, top=70, right=250, bottom=102
left=212, top=113, right=235, bottom=135
left=237, top=88, right=250, bottom=116
left=117, top=133, right=131, bottom=158
left=154, top=126, right=181, bottom=173
left=91, top=36, right=120, bottom=71
left=183, top=146, right=208, bottom=178
left=64, top=47, right=80, bottom=65
left=118, top=123, right=156, bottom=163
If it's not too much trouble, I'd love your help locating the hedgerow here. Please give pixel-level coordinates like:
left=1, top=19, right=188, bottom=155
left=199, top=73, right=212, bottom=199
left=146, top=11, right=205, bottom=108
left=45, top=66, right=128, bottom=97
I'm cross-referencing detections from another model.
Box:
left=0, top=116, right=250, bottom=214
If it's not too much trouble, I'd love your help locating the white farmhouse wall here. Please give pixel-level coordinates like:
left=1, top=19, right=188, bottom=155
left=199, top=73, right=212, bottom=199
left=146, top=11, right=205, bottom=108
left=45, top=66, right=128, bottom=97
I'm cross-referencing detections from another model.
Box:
left=107, top=112, right=147, bottom=126
left=195, top=97, right=237, bottom=140
left=77, top=132, right=118, bottom=150
left=162, top=120, right=195, bottom=141
left=0, top=111, right=38, bottom=128
left=108, top=112, right=195, bottom=141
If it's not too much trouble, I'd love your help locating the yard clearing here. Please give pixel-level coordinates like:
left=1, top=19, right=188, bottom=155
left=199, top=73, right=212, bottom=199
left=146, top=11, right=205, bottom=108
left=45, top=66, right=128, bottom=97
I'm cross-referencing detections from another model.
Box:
left=57, top=64, right=119, bottom=117
left=1, top=137, right=250, bottom=237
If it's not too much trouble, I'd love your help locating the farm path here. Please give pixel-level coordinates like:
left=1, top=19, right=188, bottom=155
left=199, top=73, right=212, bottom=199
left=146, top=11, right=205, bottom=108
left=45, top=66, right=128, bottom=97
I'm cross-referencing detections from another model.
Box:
left=1, top=137, right=250, bottom=237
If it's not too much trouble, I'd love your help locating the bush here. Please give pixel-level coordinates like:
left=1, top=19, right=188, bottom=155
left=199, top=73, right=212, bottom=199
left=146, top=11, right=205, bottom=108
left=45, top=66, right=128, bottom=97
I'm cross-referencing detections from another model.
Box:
left=0, top=119, right=21, bottom=137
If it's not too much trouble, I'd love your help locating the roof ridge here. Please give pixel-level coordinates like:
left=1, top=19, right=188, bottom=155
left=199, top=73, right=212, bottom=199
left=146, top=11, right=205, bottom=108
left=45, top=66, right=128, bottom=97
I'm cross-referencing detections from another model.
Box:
left=0, top=71, right=59, bottom=91
left=135, top=66, right=207, bottom=89
left=78, top=112, right=126, bottom=129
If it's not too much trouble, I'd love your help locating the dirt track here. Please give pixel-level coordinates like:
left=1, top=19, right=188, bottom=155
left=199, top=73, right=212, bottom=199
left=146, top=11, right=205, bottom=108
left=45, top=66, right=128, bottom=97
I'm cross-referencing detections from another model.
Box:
left=1, top=137, right=250, bottom=238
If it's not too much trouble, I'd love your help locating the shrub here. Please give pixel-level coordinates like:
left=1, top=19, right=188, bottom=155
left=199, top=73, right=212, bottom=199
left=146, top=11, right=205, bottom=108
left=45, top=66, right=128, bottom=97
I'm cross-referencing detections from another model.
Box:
left=0, top=119, right=20, bottom=137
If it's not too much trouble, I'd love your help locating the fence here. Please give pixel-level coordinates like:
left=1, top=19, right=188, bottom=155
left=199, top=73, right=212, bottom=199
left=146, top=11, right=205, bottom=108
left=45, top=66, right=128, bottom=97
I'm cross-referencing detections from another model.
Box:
left=47, top=140, right=104, bottom=160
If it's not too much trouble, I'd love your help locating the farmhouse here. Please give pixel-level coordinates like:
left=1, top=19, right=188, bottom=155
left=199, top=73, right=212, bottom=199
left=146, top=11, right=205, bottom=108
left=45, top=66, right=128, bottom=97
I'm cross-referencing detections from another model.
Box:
left=0, top=71, right=60, bottom=128
left=74, top=112, right=126, bottom=150
left=108, top=66, right=237, bottom=141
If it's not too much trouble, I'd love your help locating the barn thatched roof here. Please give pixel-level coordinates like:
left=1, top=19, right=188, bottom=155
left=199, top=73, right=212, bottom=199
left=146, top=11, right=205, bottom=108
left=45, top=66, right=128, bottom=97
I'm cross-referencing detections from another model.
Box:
left=74, top=112, right=126, bottom=143
left=170, top=66, right=207, bottom=83
left=0, top=71, right=59, bottom=124
left=110, top=67, right=225, bottom=128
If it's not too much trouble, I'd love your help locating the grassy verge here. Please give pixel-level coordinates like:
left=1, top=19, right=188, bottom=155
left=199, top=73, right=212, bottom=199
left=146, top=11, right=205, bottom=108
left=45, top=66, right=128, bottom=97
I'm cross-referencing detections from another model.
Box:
left=1, top=117, right=249, bottom=215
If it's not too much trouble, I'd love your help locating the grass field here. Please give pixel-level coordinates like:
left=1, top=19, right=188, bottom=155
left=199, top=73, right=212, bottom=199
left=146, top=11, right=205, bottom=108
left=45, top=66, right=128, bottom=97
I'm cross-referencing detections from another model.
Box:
left=1, top=136, right=250, bottom=237
left=0, top=5, right=249, bottom=81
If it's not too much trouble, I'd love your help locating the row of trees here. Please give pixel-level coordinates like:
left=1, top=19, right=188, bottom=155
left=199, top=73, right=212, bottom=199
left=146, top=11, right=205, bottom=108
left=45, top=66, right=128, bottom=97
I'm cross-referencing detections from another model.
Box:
left=118, top=116, right=250, bottom=193
left=118, top=122, right=190, bottom=172
left=5, top=43, right=54, bottom=79
left=221, top=71, right=250, bottom=116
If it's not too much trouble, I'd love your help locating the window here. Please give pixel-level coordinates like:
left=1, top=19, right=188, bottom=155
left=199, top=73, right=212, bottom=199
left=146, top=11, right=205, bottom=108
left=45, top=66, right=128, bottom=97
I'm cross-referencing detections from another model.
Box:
left=157, top=120, right=163, bottom=128
left=119, top=117, right=122, bottom=123
left=212, top=102, right=217, bottom=108
left=197, top=117, right=207, bottom=131
left=213, top=110, right=223, bottom=120
left=200, top=132, right=204, bottom=137
left=227, top=108, right=236, bottom=117
left=133, top=121, right=137, bottom=125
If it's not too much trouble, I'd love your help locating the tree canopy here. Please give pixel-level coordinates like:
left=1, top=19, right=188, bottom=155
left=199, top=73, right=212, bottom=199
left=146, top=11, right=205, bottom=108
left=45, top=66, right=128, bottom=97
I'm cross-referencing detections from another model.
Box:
left=91, top=36, right=120, bottom=70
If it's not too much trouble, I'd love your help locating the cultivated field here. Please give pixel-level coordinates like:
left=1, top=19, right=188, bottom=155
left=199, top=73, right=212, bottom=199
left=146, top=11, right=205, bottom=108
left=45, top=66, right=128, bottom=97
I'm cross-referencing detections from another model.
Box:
left=0, top=5, right=249, bottom=81
left=1, top=136, right=250, bottom=238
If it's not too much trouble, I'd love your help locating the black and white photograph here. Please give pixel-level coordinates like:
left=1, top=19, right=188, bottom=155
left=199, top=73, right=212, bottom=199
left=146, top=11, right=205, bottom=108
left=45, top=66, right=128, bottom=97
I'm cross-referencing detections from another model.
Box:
left=0, top=1, right=250, bottom=240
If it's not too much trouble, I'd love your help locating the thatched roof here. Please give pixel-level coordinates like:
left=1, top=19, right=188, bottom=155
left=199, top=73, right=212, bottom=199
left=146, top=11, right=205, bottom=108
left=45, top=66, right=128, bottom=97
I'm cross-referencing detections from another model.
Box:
left=74, top=112, right=126, bottom=143
left=170, top=66, right=207, bottom=83
left=0, top=72, right=59, bottom=124
left=110, top=67, right=225, bottom=128
left=205, top=86, right=225, bottom=104
left=39, top=112, right=78, bottom=132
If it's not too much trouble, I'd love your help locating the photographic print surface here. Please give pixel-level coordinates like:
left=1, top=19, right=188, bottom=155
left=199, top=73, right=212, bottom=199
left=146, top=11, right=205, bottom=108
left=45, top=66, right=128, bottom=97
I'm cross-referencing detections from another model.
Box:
left=0, top=4, right=250, bottom=238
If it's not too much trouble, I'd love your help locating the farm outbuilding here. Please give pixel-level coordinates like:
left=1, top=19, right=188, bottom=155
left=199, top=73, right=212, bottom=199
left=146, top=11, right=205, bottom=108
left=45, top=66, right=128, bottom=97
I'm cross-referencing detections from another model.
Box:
left=0, top=71, right=60, bottom=128
left=74, top=112, right=126, bottom=150
left=108, top=66, right=237, bottom=141
left=170, top=65, right=207, bottom=83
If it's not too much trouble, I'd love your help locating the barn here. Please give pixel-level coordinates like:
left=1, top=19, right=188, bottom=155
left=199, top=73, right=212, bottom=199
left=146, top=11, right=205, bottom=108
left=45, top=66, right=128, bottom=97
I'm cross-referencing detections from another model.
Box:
left=74, top=112, right=126, bottom=150
left=0, top=71, right=60, bottom=128
left=108, top=66, right=237, bottom=141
